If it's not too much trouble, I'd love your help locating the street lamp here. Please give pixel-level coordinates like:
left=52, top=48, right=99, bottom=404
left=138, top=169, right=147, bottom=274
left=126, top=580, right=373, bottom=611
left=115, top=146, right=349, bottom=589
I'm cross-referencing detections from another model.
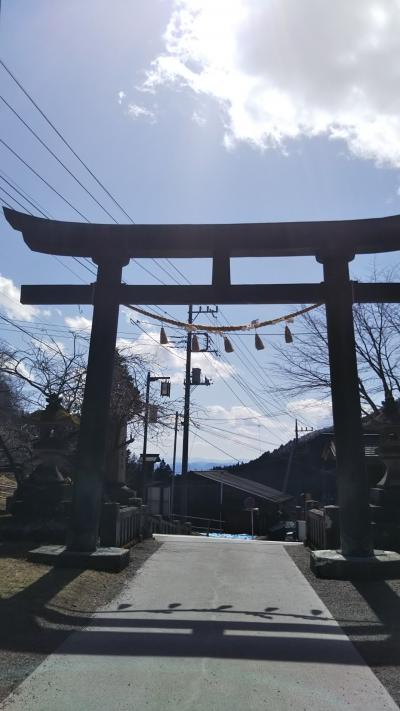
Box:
left=141, top=371, right=171, bottom=500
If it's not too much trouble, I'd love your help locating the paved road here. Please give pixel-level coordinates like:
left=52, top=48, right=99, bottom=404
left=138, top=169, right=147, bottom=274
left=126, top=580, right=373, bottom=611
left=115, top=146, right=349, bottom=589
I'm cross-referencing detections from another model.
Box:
left=1, top=536, right=398, bottom=710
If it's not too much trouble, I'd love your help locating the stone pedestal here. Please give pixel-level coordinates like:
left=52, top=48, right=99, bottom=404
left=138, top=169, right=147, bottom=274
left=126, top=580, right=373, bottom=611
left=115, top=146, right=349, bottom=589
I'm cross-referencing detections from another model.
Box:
left=28, top=544, right=130, bottom=572
left=310, top=548, right=400, bottom=579
left=369, top=417, right=400, bottom=550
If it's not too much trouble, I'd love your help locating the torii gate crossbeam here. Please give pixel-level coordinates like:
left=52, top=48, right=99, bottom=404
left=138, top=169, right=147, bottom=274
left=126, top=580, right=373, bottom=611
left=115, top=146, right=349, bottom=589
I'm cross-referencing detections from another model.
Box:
left=4, top=207, right=400, bottom=563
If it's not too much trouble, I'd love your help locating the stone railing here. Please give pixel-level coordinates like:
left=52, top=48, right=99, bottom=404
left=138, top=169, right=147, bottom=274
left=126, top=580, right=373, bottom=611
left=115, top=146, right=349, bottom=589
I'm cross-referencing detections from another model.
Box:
left=99, top=503, right=191, bottom=547
left=306, top=505, right=340, bottom=550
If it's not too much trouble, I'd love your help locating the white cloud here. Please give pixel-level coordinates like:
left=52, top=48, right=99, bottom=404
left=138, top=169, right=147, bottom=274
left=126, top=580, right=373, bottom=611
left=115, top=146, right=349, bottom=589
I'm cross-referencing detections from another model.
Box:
left=127, top=103, right=156, bottom=123
left=3, top=357, right=31, bottom=381
left=192, top=349, right=235, bottom=382
left=64, top=315, right=92, bottom=332
left=203, top=404, right=289, bottom=446
left=117, top=332, right=184, bottom=377
left=146, top=0, right=400, bottom=165
left=117, top=331, right=235, bottom=384
left=117, top=90, right=126, bottom=104
left=287, top=397, right=332, bottom=424
left=206, top=404, right=267, bottom=423
left=0, top=275, right=39, bottom=321
left=192, top=110, right=206, bottom=126
left=40, top=339, right=66, bottom=355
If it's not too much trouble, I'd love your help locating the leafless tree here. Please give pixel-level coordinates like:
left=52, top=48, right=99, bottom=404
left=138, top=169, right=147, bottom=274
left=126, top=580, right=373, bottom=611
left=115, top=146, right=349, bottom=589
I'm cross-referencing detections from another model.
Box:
left=0, top=336, right=181, bottom=456
left=273, top=272, right=400, bottom=416
left=0, top=335, right=87, bottom=413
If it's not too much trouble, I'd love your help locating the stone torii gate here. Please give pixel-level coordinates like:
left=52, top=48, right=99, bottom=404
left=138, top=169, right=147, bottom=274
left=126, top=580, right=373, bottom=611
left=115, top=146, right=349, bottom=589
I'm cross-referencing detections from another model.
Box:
left=4, top=206, right=400, bottom=575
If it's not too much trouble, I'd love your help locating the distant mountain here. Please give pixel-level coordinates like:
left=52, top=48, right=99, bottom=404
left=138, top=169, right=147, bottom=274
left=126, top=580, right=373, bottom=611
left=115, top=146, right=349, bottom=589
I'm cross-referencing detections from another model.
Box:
left=171, top=459, right=236, bottom=474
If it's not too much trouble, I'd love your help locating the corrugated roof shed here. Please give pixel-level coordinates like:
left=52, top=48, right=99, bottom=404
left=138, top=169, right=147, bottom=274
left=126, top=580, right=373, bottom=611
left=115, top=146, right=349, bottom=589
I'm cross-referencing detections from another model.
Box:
left=192, top=469, right=293, bottom=504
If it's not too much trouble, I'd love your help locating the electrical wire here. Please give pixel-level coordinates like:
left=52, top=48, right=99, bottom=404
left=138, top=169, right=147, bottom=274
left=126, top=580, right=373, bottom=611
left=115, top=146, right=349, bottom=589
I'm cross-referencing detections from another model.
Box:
left=0, top=139, right=90, bottom=221
left=0, top=191, right=13, bottom=210
left=0, top=58, right=317, bottom=443
left=214, top=308, right=315, bottom=430
left=202, top=352, right=283, bottom=444
left=189, top=428, right=240, bottom=463
left=0, top=312, right=61, bottom=353
left=0, top=60, right=185, bottom=285
left=1, top=94, right=120, bottom=222
left=0, top=168, right=54, bottom=217
left=0, top=182, right=33, bottom=213
left=0, top=58, right=136, bottom=222
left=195, top=424, right=266, bottom=454
left=193, top=420, right=277, bottom=446
left=0, top=172, right=49, bottom=217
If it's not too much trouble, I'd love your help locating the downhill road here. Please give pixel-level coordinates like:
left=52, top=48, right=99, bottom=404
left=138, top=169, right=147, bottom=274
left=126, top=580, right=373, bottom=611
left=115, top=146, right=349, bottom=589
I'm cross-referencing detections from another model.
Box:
left=1, top=535, right=398, bottom=711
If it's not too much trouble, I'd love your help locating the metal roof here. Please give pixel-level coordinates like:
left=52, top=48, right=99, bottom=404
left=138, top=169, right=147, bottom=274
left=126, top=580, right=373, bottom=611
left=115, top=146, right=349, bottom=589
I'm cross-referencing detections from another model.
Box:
left=192, top=469, right=293, bottom=504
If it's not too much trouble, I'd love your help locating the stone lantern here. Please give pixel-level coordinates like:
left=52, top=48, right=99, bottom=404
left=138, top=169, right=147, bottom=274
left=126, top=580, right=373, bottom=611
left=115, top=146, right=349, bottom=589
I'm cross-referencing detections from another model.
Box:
left=368, top=397, right=400, bottom=548
left=8, top=395, right=78, bottom=519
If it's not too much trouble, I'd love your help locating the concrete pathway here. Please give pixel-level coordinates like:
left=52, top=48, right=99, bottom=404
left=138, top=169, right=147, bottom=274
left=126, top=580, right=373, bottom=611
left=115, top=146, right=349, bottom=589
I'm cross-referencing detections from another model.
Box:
left=1, top=536, right=398, bottom=711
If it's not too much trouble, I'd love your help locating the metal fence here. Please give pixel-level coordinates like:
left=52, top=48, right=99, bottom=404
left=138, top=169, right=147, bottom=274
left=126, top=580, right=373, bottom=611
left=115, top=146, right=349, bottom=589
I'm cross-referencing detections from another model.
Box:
left=170, top=514, right=224, bottom=536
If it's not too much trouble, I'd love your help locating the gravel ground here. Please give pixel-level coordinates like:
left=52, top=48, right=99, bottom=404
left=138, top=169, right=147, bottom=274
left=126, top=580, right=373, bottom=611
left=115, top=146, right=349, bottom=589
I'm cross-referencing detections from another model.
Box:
left=0, top=538, right=161, bottom=703
left=287, top=545, right=400, bottom=708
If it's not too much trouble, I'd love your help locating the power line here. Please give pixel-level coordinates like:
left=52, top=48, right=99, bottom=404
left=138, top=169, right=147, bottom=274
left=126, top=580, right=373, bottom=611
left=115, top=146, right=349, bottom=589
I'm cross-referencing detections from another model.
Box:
left=0, top=174, right=309, bottom=440
left=0, top=182, right=33, bottom=213
left=0, top=60, right=184, bottom=286
left=0, top=178, right=99, bottom=283
left=1, top=94, right=120, bottom=222
left=201, top=333, right=292, bottom=434
left=195, top=424, right=267, bottom=454
left=0, top=168, right=54, bottom=217
left=194, top=420, right=277, bottom=446
left=0, top=138, right=89, bottom=221
left=0, top=58, right=135, bottom=222
left=0, top=172, right=49, bottom=217
left=132, top=319, right=186, bottom=362
left=0, top=312, right=61, bottom=352
left=0, top=192, right=13, bottom=210
left=189, top=428, right=240, bottom=463
left=0, top=59, right=316, bottom=436
left=216, top=308, right=315, bottom=429
left=203, top=352, right=282, bottom=444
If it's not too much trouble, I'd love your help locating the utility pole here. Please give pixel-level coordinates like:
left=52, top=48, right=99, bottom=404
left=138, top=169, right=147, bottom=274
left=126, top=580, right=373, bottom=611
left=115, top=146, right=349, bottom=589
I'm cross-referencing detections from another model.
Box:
left=180, top=305, right=193, bottom=516
left=170, top=410, right=179, bottom=516
left=141, top=371, right=152, bottom=492
left=283, top=419, right=313, bottom=493
left=180, top=305, right=216, bottom=516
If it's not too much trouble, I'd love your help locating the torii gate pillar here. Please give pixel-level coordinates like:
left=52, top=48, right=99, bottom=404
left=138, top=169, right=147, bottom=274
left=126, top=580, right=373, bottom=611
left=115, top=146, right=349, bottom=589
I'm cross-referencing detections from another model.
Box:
left=67, top=256, right=129, bottom=553
left=320, top=254, right=373, bottom=557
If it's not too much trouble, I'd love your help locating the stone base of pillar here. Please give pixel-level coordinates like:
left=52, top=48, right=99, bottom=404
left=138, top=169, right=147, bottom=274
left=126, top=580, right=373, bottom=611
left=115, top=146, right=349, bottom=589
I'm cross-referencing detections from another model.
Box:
left=28, top=544, right=129, bottom=572
left=310, top=548, right=400, bottom=579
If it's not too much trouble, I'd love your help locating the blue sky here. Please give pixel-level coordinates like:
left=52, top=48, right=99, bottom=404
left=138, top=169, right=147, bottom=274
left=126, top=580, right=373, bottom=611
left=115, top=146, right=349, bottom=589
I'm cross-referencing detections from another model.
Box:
left=1, top=0, right=400, bottom=465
